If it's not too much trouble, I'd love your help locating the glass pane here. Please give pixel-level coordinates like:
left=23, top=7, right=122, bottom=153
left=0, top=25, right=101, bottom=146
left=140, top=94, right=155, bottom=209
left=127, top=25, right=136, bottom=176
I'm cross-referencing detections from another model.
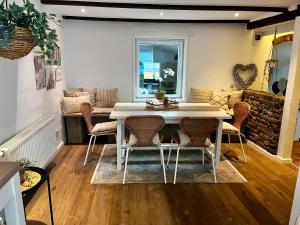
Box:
left=138, top=42, right=180, bottom=97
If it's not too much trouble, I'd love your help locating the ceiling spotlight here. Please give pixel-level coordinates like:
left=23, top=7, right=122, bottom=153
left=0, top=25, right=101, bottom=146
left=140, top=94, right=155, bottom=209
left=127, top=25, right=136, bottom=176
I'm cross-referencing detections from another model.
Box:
left=81, top=8, right=86, bottom=13
left=234, top=12, right=239, bottom=17
left=160, top=12, right=164, bottom=16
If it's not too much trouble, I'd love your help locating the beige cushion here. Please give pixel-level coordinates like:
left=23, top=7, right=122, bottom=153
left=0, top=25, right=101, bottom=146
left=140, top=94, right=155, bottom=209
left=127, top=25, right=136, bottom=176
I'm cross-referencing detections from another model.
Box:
left=223, top=122, right=239, bottom=133
left=228, top=91, right=244, bottom=109
left=177, top=129, right=212, bottom=147
left=75, top=91, right=89, bottom=97
left=128, top=133, right=160, bottom=146
left=210, top=91, right=229, bottom=111
left=96, top=88, right=117, bottom=108
left=62, top=95, right=90, bottom=114
left=64, top=88, right=84, bottom=97
left=92, top=107, right=113, bottom=114
left=92, top=121, right=117, bottom=134
left=190, top=88, right=213, bottom=103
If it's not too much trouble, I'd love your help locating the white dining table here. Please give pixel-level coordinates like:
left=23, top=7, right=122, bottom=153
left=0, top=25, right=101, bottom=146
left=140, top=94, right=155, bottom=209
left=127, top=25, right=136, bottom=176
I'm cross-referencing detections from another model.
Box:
left=110, top=102, right=231, bottom=171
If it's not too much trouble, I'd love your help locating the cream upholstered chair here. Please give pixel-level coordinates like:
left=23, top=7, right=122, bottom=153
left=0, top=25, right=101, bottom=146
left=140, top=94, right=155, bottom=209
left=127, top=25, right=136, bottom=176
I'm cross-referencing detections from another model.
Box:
left=167, top=118, right=218, bottom=184
left=223, top=102, right=250, bottom=163
left=81, top=103, right=117, bottom=166
left=123, top=116, right=166, bottom=184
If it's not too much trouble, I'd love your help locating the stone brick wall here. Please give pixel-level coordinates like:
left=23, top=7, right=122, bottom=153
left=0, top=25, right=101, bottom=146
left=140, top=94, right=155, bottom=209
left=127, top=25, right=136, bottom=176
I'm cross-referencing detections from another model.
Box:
left=243, top=90, right=285, bottom=155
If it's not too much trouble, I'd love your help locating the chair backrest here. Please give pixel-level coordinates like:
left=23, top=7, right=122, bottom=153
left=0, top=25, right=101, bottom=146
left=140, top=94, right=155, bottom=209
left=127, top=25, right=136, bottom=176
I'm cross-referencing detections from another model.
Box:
left=180, top=118, right=218, bottom=147
left=125, top=116, right=165, bottom=147
left=81, top=102, right=94, bottom=133
left=232, top=102, right=251, bottom=131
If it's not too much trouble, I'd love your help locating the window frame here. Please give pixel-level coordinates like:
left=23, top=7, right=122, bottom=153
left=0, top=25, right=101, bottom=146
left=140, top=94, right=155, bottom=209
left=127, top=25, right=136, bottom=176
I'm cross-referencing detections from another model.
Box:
left=133, top=36, right=187, bottom=102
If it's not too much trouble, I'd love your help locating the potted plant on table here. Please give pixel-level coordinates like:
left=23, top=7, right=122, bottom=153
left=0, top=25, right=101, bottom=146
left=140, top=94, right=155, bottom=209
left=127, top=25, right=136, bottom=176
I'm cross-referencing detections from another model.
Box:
left=154, top=67, right=175, bottom=101
left=155, top=88, right=166, bottom=101
left=0, top=0, right=60, bottom=63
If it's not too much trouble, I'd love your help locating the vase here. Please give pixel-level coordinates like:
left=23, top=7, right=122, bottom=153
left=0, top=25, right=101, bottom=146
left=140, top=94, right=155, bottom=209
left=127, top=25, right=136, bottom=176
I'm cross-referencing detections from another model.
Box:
left=163, top=98, right=169, bottom=108
left=155, top=92, right=165, bottom=101
left=19, top=168, right=26, bottom=184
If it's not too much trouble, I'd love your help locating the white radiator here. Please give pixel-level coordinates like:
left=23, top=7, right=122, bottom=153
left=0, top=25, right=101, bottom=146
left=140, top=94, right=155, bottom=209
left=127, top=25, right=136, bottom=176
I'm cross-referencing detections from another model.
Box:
left=0, top=116, right=57, bottom=168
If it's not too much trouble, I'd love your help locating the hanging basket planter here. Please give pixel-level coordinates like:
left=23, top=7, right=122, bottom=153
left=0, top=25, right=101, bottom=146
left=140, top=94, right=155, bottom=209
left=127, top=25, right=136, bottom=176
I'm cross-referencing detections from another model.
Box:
left=0, top=0, right=61, bottom=63
left=0, top=27, right=35, bottom=60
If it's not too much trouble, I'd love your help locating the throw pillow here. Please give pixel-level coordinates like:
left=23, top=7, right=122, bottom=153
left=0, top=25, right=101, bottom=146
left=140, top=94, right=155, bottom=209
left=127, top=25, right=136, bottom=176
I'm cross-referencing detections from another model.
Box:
left=63, top=88, right=84, bottom=97
left=63, top=95, right=90, bottom=114
left=210, top=91, right=229, bottom=111
left=75, top=91, right=89, bottom=97
left=96, top=88, right=117, bottom=108
left=228, top=91, right=244, bottom=109
left=87, top=88, right=96, bottom=107
left=190, top=88, right=213, bottom=103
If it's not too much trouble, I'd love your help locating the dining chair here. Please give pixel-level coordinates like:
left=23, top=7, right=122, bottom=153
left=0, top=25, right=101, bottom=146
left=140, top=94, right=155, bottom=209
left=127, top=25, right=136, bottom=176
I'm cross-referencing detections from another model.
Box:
left=223, top=102, right=250, bottom=163
left=123, top=115, right=166, bottom=184
left=167, top=118, right=218, bottom=184
left=81, top=102, right=117, bottom=166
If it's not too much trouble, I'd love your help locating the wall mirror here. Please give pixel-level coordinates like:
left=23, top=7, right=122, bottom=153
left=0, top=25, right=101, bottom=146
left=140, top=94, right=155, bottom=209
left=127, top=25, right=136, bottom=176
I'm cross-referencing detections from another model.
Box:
left=267, top=34, right=293, bottom=96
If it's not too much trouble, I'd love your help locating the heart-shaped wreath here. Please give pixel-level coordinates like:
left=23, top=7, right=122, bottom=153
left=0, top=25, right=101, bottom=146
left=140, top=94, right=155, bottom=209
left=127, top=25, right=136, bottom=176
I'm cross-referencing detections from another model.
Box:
left=232, top=64, right=258, bottom=89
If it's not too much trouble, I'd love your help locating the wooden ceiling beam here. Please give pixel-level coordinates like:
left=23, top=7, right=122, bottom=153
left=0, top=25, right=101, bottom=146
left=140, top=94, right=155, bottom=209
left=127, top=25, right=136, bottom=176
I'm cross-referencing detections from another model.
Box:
left=62, top=16, right=249, bottom=24
left=247, top=6, right=300, bottom=29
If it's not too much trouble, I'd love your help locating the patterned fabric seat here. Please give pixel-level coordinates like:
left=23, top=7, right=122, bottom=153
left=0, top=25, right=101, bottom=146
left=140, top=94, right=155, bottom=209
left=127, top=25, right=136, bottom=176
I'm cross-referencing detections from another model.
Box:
left=222, top=122, right=239, bottom=133
left=92, top=121, right=117, bottom=134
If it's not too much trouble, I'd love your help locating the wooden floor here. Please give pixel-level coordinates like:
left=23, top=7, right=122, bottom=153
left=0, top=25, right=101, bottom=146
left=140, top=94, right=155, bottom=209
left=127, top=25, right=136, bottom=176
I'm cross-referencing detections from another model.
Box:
left=26, top=143, right=298, bottom=225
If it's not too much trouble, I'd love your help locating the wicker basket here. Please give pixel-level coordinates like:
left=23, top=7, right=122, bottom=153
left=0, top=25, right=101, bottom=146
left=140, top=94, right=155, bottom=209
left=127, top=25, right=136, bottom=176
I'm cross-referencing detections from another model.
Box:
left=0, top=27, right=35, bottom=60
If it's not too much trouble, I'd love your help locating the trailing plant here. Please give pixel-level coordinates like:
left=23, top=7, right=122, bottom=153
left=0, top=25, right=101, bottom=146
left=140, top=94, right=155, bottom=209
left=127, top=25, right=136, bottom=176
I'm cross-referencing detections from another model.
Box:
left=156, top=89, right=166, bottom=93
left=17, top=158, right=35, bottom=170
left=0, top=0, right=60, bottom=63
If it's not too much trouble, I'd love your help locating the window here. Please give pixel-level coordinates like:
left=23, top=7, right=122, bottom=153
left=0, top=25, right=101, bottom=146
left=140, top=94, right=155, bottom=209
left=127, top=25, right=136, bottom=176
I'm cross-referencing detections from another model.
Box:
left=134, top=38, right=186, bottom=100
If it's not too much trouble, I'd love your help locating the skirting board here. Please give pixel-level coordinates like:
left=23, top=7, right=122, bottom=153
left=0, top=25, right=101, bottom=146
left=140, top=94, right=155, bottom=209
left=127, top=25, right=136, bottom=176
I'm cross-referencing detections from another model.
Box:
left=41, top=141, right=64, bottom=168
left=247, top=140, right=292, bottom=164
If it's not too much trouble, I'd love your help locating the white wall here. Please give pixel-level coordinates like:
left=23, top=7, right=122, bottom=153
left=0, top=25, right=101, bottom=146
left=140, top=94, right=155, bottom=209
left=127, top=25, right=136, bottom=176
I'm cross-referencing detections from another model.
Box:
left=16, top=20, right=66, bottom=147
left=0, top=0, right=66, bottom=147
left=63, top=21, right=253, bottom=101
left=0, top=60, right=18, bottom=143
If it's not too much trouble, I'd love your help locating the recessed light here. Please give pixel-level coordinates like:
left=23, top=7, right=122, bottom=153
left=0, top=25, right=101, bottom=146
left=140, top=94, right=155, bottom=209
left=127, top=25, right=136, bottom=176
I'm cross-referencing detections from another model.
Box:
left=160, top=12, right=164, bottom=16
left=234, top=12, right=239, bottom=17
left=81, top=8, right=86, bottom=13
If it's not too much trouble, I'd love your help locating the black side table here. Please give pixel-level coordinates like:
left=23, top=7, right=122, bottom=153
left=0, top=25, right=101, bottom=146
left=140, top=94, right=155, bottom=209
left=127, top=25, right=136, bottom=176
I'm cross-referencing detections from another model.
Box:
left=21, top=167, right=54, bottom=225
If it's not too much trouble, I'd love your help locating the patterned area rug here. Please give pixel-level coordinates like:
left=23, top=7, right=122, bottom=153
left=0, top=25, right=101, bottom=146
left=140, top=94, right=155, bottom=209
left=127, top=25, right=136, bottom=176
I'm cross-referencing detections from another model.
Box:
left=91, top=144, right=247, bottom=184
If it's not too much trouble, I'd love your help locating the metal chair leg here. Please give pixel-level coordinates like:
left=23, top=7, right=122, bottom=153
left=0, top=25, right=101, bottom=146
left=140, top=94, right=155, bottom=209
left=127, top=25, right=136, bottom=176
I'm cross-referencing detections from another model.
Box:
left=211, top=156, right=217, bottom=184
left=202, top=148, right=205, bottom=165
left=238, top=133, right=247, bottom=163
left=84, top=135, right=94, bottom=166
left=206, top=148, right=217, bottom=183
left=160, top=146, right=167, bottom=184
left=91, top=136, right=97, bottom=153
left=228, top=134, right=231, bottom=150
left=173, top=146, right=181, bottom=184
left=123, top=147, right=130, bottom=184
left=167, top=139, right=173, bottom=166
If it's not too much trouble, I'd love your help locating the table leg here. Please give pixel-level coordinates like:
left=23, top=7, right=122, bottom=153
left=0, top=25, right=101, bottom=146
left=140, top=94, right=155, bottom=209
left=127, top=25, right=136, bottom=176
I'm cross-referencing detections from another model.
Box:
left=117, top=120, right=123, bottom=171
left=215, top=119, right=223, bottom=169
left=46, top=175, right=54, bottom=225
